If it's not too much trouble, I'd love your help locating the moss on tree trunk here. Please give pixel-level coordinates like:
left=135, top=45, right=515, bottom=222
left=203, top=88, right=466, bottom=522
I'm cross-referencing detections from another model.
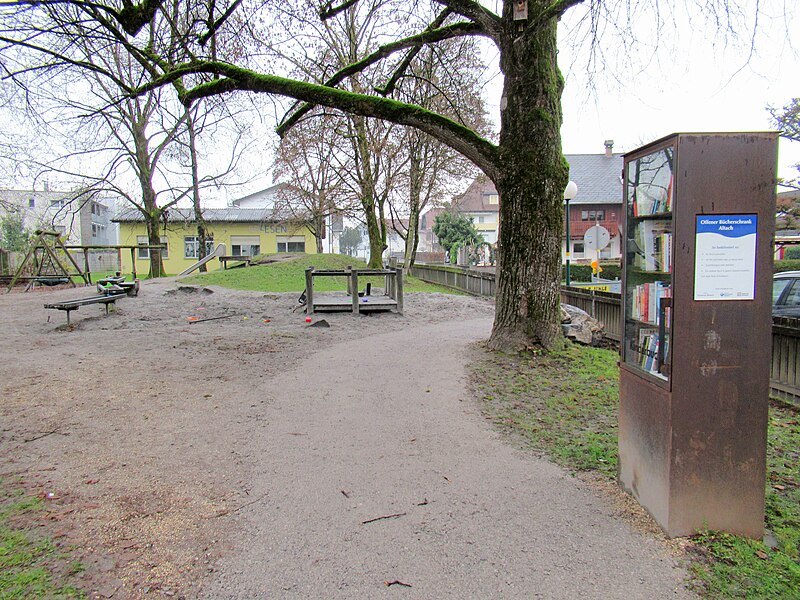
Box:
left=489, top=16, right=567, bottom=351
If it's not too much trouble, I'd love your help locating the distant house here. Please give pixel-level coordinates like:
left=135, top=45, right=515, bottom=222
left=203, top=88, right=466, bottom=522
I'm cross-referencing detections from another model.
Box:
left=113, top=206, right=317, bottom=275
left=231, top=184, right=341, bottom=254
left=230, top=183, right=286, bottom=208
left=429, top=142, right=624, bottom=262
left=0, top=188, right=115, bottom=246
left=418, top=207, right=445, bottom=253
left=564, top=144, right=624, bottom=261
left=451, top=176, right=500, bottom=245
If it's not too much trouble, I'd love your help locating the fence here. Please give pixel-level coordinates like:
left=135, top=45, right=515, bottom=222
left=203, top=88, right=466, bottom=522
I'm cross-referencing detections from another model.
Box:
left=409, top=262, right=800, bottom=406
left=409, top=263, right=497, bottom=297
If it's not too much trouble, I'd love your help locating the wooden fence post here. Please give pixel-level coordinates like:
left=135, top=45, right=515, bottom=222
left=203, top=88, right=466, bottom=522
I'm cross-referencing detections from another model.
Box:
left=395, top=267, right=404, bottom=315
left=351, top=270, right=359, bottom=314
left=305, top=267, right=314, bottom=315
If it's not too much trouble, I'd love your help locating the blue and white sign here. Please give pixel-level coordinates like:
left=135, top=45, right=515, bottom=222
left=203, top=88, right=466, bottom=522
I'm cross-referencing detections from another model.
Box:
left=694, top=215, right=758, bottom=300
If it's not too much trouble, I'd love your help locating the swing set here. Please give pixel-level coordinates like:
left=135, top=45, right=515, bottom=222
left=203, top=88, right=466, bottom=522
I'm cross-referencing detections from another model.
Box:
left=3, top=230, right=89, bottom=292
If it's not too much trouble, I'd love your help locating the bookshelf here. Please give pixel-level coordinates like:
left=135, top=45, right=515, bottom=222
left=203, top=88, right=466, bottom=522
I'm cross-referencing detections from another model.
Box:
left=623, top=144, right=674, bottom=381
left=618, top=132, right=777, bottom=538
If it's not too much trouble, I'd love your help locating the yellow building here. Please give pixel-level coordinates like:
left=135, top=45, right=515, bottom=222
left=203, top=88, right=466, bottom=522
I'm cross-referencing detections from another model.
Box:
left=114, top=207, right=316, bottom=275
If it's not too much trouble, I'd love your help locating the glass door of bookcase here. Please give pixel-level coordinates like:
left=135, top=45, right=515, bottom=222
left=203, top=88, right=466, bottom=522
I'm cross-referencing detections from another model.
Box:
left=623, top=143, right=674, bottom=382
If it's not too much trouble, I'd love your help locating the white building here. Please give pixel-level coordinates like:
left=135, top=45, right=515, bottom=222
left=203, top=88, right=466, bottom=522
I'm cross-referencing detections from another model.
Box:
left=0, top=188, right=115, bottom=246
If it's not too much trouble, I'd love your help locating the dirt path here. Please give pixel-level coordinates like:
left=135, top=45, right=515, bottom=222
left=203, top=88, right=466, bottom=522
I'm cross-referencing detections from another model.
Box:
left=200, top=319, right=692, bottom=598
left=0, top=279, right=693, bottom=598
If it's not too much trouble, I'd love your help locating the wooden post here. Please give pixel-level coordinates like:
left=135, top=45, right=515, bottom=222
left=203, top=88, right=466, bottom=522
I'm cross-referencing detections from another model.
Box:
left=305, top=267, right=314, bottom=315
left=83, top=248, right=91, bottom=284
left=129, top=248, right=137, bottom=280
left=346, top=265, right=353, bottom=296
left=351, top=270, right=359, bottom=314
left=395, top=266, right=404, bottom=315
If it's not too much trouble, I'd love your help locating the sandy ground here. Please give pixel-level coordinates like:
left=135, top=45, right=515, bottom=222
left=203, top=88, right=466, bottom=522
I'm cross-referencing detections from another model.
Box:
left=0, top=278, right=694, bottom=598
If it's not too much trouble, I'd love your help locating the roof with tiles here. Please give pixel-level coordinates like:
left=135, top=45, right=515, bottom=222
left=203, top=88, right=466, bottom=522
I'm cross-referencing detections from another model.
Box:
left=451, top=153, right=624, bottom=208
left=112, top=206, right=302, bottom=223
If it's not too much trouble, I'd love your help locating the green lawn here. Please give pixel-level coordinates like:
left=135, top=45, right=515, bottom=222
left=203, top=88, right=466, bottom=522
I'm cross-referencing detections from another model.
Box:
left=0, top=481, right=85, bottom=599
left=470, top=344, right=800, bottom=599
left=180, top=253, right=461, bottom=294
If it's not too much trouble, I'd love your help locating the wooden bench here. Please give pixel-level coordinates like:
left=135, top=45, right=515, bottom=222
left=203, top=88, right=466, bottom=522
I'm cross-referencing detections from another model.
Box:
left=219, top=255, right=254, bottom=269
left=44, top=295, right=122, bottom=326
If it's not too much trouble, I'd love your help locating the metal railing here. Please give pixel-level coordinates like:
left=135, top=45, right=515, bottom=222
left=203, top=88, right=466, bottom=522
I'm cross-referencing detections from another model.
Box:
left=409, top=262, right=800, bottom=405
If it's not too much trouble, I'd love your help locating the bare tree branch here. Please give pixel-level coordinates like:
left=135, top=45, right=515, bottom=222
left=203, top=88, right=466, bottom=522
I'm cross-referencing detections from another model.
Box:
left=276, top=20, right=484, bottom=137
left=198, top=0, right=242, bottom=46
left=319, top=0, right=360, bottom=21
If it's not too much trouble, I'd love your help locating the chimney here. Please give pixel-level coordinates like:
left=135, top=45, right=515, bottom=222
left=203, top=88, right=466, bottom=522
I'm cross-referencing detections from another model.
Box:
left=604, top=140, right=614, bottom=158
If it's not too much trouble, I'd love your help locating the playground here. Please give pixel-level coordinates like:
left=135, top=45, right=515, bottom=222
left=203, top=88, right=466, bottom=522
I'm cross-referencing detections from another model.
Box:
left=0, top=278, right=692, bottom=598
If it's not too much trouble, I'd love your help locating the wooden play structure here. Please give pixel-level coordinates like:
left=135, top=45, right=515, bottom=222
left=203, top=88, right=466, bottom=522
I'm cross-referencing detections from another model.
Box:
left=4, top=230, right=89, bottom=292
left=3, top=233, right=167, bottom=292
left=304, top=266, right=403, bottom=315
left=44, top=274, right=139, bottom=325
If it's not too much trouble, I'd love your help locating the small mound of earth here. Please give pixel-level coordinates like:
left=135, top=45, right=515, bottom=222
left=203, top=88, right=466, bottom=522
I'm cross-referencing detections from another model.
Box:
left=166, top=285, right=215, bottom=295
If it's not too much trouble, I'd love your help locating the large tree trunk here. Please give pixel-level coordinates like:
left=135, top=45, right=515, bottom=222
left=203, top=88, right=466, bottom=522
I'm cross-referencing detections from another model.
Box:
left=364, top=206, right=384, bottom=268
left=186, top=107, right=208, bottom=272
left=133, top=123, right=165, bottom=278
left=489, top=16, right=568, bottom=351
left=144, top=207, right=164, bottom=278
left=315, top=214, right=325, bottom=253
left=403, top=155, right=422, bottom=272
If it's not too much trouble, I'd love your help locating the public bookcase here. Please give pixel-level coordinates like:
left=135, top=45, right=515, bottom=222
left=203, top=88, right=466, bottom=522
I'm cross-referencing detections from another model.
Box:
left=618, top=132, right=778, bottom=538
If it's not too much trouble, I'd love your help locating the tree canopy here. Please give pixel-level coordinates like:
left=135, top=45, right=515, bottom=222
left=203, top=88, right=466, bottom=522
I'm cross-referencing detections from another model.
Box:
left=432, top=211, right=483, bottom=264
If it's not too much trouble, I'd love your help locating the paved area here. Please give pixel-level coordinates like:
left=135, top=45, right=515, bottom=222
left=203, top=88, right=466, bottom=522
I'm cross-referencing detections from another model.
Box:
left=201, top=318, right=694, bottom=599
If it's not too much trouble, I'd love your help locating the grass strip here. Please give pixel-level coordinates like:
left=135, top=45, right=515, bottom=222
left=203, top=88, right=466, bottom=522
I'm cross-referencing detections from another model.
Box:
left=180, top=253, right=461, bottom=294
left=0, top=481, right=85, bottom=599
left=469, top=343, right=800, bottom=598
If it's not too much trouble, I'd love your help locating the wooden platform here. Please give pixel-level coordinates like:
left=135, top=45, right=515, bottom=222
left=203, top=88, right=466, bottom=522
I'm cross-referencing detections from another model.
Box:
left=305, top=266, right=403, bottom=315
left=311, top=293, right=398, bottom=313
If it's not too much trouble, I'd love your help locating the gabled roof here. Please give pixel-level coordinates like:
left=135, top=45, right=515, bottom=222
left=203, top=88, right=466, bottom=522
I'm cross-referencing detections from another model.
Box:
left=450, top=153, right=624, bottom=208
left=230, top=183, right=288, bottom=207
left=452, top=176, right=499, bottom=213
left=112, top=206, right=302, bottom=223
left=566, top=154, right=624, bottom=205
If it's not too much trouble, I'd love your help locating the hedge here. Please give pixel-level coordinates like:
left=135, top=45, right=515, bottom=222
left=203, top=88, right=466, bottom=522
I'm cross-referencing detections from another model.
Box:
left=562, top=262, right=621, bottom=282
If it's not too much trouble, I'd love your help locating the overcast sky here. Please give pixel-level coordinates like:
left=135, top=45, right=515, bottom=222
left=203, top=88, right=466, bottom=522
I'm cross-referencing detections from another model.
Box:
left=555, top=0, right=798, bottom=186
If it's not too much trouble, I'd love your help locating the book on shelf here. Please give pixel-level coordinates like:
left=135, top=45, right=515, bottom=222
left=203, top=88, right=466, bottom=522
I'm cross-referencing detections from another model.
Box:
left=633, top=219, right=672, bottom=272
left=630, top=281, right=672, bottom=326
left=632, top=180, right=672, bottom=217
left=637, top=328, right=659, bottom=372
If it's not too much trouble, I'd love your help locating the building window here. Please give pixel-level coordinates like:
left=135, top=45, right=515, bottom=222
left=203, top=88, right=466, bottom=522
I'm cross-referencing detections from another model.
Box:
left=28, top=198, right=35, bottom=208
left=50, top=199, right=66, bottom=208
left=581, top=210, right=606, bottom=222
left=572, top=241, right=585, bottom=254
left=277, top=236, right=306, bottom=253
left=230, top=236, right=260, bottom=257
left=485, top=193, right=499, bottom=205
left=138, top=236, right=169, bottom=259
left=477, top=215, right=485, bottom=224
left=184, top=236, right=214, bottom=259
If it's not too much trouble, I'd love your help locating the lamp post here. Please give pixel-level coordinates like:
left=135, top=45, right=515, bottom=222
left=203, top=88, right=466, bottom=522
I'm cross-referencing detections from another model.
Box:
left=563, top=180, right=578, bottom=286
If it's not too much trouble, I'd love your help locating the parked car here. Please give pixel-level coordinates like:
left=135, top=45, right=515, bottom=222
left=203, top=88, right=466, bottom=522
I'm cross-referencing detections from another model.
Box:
left=773, top=271, right=800, bottom=317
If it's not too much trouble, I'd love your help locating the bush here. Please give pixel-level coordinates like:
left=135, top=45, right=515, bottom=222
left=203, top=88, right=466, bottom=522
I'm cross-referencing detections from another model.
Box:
left=775, top=259, right=800, bottom=273
left=783, top=247, right=800, bottom=260
left=562, top=262, right=621, bottom=282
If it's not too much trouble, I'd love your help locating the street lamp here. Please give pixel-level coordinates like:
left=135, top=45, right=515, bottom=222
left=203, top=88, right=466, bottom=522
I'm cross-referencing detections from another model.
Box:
left=564, top=180, right=578, bottom=286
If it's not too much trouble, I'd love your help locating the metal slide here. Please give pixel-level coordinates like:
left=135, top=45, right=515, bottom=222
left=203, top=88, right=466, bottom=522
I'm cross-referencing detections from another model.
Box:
left=178, top=244, right=226, bottom=276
